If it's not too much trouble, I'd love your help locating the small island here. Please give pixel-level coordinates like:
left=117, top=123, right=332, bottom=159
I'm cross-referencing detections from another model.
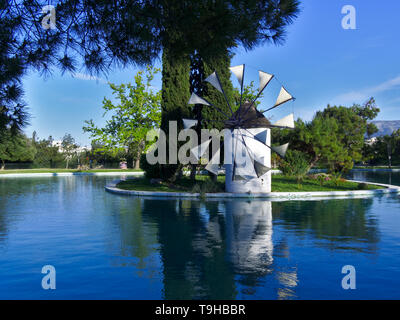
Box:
left=116, top=174, right=383, bottom=194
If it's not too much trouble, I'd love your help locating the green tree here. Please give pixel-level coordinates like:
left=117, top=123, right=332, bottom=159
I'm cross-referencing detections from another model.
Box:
left=0, top=131, right=35, bottom=169
left=232, top=81, right=264, bottom=108
left=352, top=97, right=380, bottom=138
left=61, top=133, right=78, bottom=169
left=277, top=99, right=380, bottom=172
left=83, top=66, right=161, bottom=169
left=290, top=115, right=347, bottom=172
left=32, top=136, right=64, bottom=168
left=316, top=105, right=365, bottom=170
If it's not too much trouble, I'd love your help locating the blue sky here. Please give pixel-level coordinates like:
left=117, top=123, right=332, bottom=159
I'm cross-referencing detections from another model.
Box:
left=23, top=0, right=400, bottom=146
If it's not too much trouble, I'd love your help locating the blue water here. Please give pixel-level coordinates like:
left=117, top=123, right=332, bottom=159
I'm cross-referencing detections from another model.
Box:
left=0, top=172, right=400, bottom=299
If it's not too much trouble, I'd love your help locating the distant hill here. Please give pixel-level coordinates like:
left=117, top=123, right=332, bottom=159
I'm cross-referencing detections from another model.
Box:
left=370, top=120, right=400, bottom=137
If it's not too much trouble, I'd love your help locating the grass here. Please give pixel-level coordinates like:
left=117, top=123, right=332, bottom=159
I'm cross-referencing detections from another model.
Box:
left=0, top=168, right=143, bottom=174
left=116, top=174, right=384, bottom=193
left=271, top=175, right=383, bottom=192
left=117, top=175, right=225, bottom=193
left=353, top=165, right=400, bottom=169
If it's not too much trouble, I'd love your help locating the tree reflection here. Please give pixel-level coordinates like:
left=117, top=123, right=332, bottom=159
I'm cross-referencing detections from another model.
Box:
left=273, top=198, right=380, bottom=253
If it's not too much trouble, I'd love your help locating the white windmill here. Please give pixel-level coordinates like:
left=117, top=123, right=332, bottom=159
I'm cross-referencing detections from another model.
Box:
left=185, top=64, right=295, bottom=193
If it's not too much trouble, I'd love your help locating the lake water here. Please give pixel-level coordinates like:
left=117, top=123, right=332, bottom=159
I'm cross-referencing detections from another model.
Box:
left=0, top=172, right=400, bottom=299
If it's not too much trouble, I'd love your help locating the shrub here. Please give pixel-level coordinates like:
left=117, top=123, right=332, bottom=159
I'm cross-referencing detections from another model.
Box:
left=331, top=172, right=342, bottom=187
left=140, top=153, right=182, bottom=182
left=317, top=174, right=325, bottom=186
left=140, top=153, right=161, bottom=179
left=191, top=177, right=223, bottom=197
left=278, top=150, right=309, bottom=183
left=357, top=182, right=369, bottom=190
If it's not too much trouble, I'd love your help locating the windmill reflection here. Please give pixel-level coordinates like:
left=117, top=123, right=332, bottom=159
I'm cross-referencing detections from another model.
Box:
left=136, top=198, right=297, bottom=299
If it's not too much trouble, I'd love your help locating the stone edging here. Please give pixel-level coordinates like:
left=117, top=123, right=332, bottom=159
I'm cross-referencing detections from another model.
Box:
left=105, top=179, right=400, bottom=200
left=0, top=171, right=145, bottom=178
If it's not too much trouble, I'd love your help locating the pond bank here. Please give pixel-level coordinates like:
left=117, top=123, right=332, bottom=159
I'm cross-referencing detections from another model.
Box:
left=105, top=179, right=400, bottom=200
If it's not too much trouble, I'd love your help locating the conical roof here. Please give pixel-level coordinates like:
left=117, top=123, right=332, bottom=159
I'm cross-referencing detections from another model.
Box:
left=226, top=102, right=271, bottom=129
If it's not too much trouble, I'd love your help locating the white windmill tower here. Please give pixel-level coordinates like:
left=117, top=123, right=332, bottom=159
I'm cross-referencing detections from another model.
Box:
left=185, top=64, right=295, bottom=193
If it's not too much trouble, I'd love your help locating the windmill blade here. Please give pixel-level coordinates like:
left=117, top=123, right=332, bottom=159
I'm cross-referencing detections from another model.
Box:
left=241, top=127, right=288, bottom=160
left=188, top=92, right=230, bottom=119
left=183, top=118, right=198, bottom=129
left=205, top=151, right=220, bottom=175
left=242, top=133, right=269, bottom=165
left=259, top=71, right=274, bottom=93
left=190, top=139, right=211, bottom=160
left=233, top=173, right=246, bottom=181
left=253, top=129, right=268, bottom=144
left=261, top=87, right=294, bottom=113
left=274, top=87, right=293, bottom=108
left=231, top=133, right=255, bottom=180
left=205, top=71, right=234, bottom=116
left=205, top=72, right=223, bottom=93
left=229, top=65, right=244, bottom=88
left=188, top=92, right=210, bottom=106
left=271, top=113, right=295, bottom=129
left=238, top=131, right=260, bottom=179
left=271, top=143, right=289, bottom=158
left=254, top=160, right=271, bottom=178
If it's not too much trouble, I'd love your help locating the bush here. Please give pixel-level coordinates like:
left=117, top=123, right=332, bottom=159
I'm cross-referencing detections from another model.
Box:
left=278, top=150, right=309, bottom=182
left=357, top=182, right=369, bottom=190
left=140, top=153, right=180, bottom=181
left=140, top=153, right=161, bottom=179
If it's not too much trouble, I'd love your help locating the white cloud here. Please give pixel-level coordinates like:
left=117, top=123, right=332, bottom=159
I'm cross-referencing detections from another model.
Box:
left=333, top=75, right=400, bottom=105
left=72, top=72, right=105, bottom=82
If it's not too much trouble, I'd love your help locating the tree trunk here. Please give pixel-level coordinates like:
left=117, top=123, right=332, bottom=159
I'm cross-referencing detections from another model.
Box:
left=134, top=147, right=141, bottom=169
left=190, top=164, right=197, bottom=181
left=134, top=158, right=140, bottom=170
left=307, top=155, right=321, bottom=173
left=0, top=159, right=5, bottom=170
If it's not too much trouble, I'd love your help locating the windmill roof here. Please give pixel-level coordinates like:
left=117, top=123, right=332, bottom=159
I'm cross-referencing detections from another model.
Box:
left=227, top=102, right=271, bottom=128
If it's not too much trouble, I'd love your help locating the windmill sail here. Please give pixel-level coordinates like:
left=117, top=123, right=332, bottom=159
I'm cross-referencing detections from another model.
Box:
left=272, top=113, right=295, bottom=129
left=271, top=143, right=289, bottom=158
left=205, top=72, right=223, bottom=93
left=259, top=71, right=274, bottom=93
left=205, top=151, right=220, bottom=175
left=254, top=160, right=271, bottom=178
left=253, top=129, right=268, bottom=144
left=188, top=92, right=210, bottom=106
left=190, top=139, right=211, bottom=160
left=274, top=87, right=293, bottom=108
left=233, top=174, right=246, bottom=181
left=229, top=65, right=244, bottom=88
left=183, top=118, right=198, bottom=129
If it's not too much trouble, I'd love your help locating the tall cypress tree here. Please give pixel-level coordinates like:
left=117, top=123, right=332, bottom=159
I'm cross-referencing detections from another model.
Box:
left=161, top=48, right=191, bottom=132
left=202, top=49, right=235, bottom=130
left=159, top=47, right=191, bottom=181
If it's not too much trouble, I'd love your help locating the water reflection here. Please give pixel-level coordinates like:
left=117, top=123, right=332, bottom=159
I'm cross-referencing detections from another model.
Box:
left=0, top=174, right=394, bottom=299
left=142, top=198, right=274, bottom=299
left=109, top=196, right=379, bottom=299
left=273, top=199, right=379, bottom=253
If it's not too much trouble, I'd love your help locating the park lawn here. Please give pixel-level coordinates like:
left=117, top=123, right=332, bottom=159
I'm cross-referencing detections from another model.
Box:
left=0, top=168, right=143, bottom=174
left=116, top=174, right=384, bottom=193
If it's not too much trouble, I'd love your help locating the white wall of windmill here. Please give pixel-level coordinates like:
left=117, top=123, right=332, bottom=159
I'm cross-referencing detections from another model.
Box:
left=224, top=128, right=271, bottom=193
left=224, top=200, right=273, bottom=272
